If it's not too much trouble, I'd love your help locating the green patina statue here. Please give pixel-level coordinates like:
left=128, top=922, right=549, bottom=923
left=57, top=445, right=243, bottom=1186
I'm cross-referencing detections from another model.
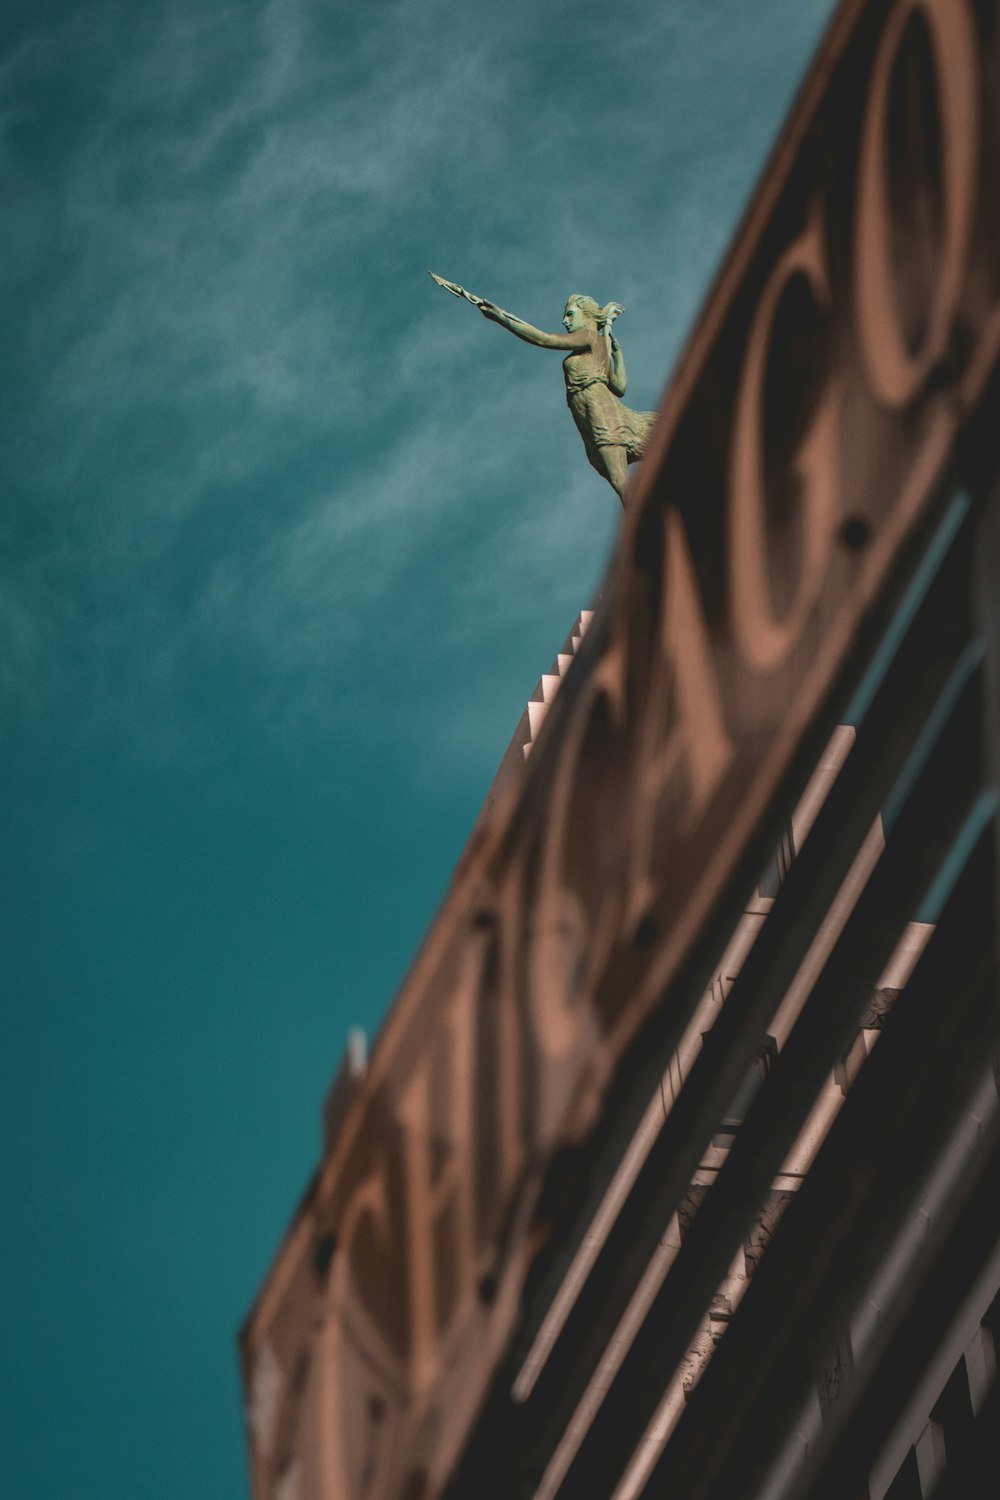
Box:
left=431, top=273, right=656, bottom=506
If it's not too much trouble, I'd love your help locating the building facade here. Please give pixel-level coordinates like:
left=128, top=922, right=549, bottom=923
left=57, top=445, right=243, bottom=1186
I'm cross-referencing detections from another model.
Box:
left=242, top=1, right=1000, bottom=1495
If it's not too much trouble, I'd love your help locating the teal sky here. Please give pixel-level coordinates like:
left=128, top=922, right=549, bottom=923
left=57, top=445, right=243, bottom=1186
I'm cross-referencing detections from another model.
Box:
left=1, top=2, right=838, bottom=1495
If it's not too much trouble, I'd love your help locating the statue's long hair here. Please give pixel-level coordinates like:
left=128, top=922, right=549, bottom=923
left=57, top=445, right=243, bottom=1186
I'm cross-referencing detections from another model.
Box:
left=567, top=294, right=624, bottom=329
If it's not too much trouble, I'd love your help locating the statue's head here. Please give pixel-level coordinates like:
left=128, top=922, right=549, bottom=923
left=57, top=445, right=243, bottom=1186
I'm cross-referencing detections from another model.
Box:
left=563, top=295, right=601, bottom=331
left=563, top=295, right=623, bottom=332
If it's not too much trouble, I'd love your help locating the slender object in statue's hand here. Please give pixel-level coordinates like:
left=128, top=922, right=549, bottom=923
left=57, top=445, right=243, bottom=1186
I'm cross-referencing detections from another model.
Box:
left=428, top=271, right=510, bottom=322
left=428, top=271, right=489, bottom=308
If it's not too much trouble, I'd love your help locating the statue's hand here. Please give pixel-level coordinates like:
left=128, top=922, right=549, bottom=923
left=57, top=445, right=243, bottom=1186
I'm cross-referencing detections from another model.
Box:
left=479, top=300, right=503, bottom=322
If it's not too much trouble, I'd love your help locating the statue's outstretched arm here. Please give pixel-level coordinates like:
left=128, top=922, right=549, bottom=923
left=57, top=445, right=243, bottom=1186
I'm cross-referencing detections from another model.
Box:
left=429, top=272, right=589, bottom=351
left=479, top=303, right=588, bottom=351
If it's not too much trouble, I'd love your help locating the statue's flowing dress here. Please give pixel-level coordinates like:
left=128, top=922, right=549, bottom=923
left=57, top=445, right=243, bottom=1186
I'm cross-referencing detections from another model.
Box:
left=563, top=336, right=656, bottom=474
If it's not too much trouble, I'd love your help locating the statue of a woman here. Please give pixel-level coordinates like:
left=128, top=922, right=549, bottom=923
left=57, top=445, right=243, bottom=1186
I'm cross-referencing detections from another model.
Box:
left=431, top=275, right=656, bottom=506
